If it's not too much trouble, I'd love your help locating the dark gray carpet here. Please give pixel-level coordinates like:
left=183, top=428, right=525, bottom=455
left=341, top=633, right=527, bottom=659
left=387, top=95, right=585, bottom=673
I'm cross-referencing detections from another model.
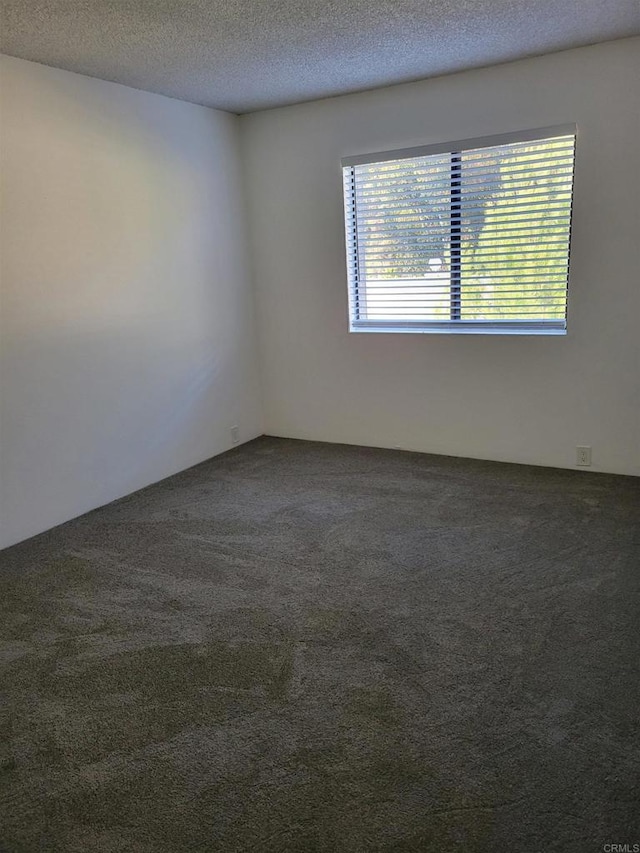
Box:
left=1, top=436, right=639, bottom=852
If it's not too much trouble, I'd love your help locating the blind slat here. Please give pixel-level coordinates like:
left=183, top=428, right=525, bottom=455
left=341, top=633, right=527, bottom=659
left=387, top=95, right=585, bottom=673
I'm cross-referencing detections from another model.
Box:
left=353, top=170, right=576, bottom=199
left=354, top=198, right=573, bottom=216
left=351, top=147, right=575, bottom=178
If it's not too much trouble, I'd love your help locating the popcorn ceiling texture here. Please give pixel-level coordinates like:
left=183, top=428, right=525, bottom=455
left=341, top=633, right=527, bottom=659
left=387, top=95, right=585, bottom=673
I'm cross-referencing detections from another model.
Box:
left=1, top=0, right=639, bottom=112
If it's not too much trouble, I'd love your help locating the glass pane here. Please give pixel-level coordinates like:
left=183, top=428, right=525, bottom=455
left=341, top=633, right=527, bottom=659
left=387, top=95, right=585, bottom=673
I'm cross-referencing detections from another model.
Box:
left=354, top=155, right=452, bottom=321
left=460, top=138, right=573, bottom=321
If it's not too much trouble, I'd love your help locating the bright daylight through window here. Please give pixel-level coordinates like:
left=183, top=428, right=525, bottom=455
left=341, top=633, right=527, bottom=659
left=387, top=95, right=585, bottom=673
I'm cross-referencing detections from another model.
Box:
left=342, top=126, right=576, bottom=334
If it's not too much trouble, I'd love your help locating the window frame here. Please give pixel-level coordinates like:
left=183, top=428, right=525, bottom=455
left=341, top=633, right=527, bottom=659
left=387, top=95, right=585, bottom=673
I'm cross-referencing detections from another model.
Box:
left=341, top=124, right=577, bottom=336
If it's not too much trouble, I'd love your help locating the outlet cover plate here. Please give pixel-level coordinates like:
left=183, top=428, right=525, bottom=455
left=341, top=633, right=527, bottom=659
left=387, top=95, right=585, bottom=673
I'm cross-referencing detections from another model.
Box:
left=576, top=446, right=592, bottom=466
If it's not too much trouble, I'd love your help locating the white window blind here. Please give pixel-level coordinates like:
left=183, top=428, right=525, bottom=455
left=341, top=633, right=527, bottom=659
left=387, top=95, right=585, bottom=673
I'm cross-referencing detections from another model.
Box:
left=342, top=125, right=576, bottom=335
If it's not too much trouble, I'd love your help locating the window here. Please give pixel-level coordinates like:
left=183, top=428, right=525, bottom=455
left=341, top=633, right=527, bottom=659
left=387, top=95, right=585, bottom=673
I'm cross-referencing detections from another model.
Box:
left=342, top=125, right=576, bottom=335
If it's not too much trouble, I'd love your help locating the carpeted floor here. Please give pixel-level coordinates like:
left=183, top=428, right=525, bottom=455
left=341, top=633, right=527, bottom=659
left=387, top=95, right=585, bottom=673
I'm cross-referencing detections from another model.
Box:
left=1, top=436, right=639, bottom=852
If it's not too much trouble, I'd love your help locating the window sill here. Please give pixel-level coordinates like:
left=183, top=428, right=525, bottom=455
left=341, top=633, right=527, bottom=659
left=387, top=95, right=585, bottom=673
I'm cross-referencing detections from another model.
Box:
left=349, top=321, right=567, bottom=336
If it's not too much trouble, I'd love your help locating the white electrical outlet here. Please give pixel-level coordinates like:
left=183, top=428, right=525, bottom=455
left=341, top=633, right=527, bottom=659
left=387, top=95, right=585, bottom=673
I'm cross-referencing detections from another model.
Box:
left=576, top=446, right=592, bottom=467
left=231, top=426, right=239, bottom=444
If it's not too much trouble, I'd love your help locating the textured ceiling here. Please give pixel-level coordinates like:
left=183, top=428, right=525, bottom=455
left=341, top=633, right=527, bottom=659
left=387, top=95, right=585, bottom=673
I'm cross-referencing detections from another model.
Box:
left=1, top=0, right=639, bottom=113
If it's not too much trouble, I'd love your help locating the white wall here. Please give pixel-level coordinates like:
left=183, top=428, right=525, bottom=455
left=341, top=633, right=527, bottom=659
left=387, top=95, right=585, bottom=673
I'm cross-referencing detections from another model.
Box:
left=241, top=38, right=640, bottom=476
left=0, top=55, right=262, bottom=549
